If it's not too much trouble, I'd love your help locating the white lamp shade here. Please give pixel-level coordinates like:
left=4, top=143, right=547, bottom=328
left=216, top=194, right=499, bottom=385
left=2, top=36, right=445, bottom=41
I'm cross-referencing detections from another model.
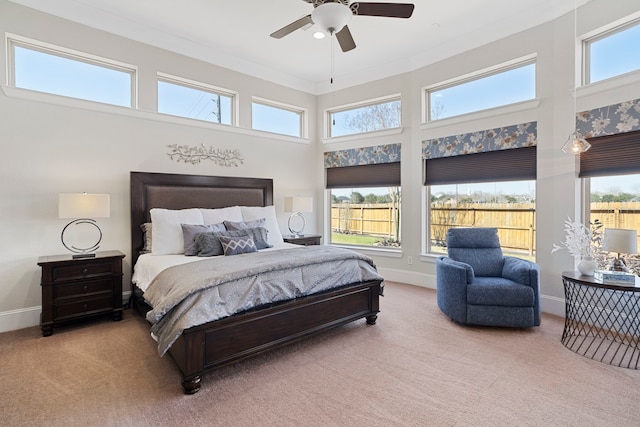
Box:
left=311, top=2, right=352, bottom=34
left=602, top=228, right=638, bottom=254
left=284, top=196, right=313, bottom=213
left=59, top=193, right=110, bottom=219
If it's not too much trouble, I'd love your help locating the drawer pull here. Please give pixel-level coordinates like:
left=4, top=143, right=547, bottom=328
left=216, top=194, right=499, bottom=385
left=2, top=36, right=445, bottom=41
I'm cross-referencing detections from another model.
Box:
left=83, top=303, right=88, bottom=311
left=82, top=285, right=88, bottom=292
left=82, top=268, right=89, bottom=275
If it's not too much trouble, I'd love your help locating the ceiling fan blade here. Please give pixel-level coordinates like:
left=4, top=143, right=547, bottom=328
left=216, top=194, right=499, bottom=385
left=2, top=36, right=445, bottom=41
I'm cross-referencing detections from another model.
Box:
left=270, top=15, right=313, bottom=39
left=350, top=2, right=415, bottom=18
left=335, top=25, right=356, bottom=52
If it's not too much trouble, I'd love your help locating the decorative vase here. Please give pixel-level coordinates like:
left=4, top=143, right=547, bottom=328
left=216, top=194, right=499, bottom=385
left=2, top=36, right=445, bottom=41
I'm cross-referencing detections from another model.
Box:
left=577, top=257, right=598, bottom=276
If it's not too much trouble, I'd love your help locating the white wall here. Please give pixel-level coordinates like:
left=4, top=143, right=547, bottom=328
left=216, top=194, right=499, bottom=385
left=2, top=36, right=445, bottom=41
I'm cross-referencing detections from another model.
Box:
left=316, top=0, right=640, bottom=317
left=1, top=0, right=639, bottom=331
left=0, top=1, right=318, bottom=331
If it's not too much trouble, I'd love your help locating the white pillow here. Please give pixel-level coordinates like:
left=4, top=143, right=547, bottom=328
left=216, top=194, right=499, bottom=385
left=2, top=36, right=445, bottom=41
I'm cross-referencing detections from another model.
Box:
left=200, top=206, right=243, bottom=225
left=240, top=205, right=284, bottom=244
left=150, top=208, right=204, bottom=255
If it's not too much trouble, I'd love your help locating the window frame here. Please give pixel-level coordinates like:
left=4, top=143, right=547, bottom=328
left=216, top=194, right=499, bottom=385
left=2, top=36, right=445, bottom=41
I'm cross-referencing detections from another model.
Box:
left=251, top=97, right=306, bottom=138
left=325, top=94, right=402, bottom=139
left=583, top=18, right=640, bottom=85
left=423, top=55, right=536, bottom=123
left=157, top=72, right=237, bottom=125
left=7, top=33, right=137, bottom=108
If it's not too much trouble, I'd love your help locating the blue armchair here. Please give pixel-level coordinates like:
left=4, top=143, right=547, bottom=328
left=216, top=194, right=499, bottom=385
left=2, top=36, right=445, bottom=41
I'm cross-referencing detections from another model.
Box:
left=436, top=227, right=540, bottom=327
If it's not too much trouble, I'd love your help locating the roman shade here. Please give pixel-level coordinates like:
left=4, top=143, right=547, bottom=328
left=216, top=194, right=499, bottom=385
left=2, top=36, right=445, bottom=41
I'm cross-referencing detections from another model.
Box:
left=326, top=162, right=401, bottom=188
left=424, top=146, right=537, bottom=186
left=579, top=130, right=640, bottom=177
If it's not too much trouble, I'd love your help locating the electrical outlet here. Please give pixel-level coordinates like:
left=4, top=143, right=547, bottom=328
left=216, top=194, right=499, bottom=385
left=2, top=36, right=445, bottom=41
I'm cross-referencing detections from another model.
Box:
left=407, top=256, right=413, bottom=265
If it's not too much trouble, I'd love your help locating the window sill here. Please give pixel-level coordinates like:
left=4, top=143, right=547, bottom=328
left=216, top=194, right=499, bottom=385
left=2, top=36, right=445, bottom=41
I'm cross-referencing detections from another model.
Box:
left=1, top=86, right=310, bottom=144
left=420, top=99, right=540, bottom=131
left=322, top=127, right=403, bottom=144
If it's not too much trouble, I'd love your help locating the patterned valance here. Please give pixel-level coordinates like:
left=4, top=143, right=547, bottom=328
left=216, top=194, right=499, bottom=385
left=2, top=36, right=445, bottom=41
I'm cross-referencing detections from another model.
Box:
left=576, top=98, right=640, bottom=138
left=422, top=121, right=537, bottom=159
left=324, top=143, right=401, bottom=168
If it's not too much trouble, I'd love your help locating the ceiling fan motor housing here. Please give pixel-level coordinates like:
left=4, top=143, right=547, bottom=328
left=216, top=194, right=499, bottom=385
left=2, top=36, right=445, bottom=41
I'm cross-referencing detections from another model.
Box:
left=311, top=2, right=353, bottom=34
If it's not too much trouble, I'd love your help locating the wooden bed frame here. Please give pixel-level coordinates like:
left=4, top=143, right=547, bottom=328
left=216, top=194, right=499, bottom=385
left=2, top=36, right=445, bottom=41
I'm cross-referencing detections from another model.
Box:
left=130, top=171, right=382, bottom=394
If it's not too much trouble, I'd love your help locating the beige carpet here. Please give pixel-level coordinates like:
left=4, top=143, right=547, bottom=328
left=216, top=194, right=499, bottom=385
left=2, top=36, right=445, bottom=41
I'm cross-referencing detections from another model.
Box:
left=1, top=282, right=639, bottom=427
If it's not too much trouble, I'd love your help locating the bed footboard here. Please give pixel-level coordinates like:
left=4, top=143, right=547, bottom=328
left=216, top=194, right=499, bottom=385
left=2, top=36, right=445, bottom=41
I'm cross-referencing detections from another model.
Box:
left=166, top=279, right=382, bottom=394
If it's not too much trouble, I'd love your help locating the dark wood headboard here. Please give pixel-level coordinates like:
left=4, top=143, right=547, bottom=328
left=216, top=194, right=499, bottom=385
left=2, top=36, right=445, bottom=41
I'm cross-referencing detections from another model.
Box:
left=130, top=172, right=273, bottom=267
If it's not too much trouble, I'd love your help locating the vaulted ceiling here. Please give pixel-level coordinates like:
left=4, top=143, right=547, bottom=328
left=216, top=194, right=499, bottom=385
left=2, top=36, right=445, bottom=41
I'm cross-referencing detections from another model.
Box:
left=9, top=0, right=591, bottom=94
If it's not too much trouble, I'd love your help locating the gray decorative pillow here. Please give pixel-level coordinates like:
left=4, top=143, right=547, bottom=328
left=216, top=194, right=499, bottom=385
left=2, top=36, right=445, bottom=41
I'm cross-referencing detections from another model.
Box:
left=195, top=228, right=271, bottom=257
left=218, top=235, right=257, bottom=256
left=140, top=223, right=152, bottom=254
left=224, top=218, right=265, bottom=231
left=181, top=223, right=225, bottom=256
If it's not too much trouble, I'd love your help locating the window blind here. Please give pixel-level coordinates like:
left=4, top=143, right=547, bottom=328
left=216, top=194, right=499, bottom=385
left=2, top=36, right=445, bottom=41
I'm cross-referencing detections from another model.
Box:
left=579, top=130, right=640, bottom=177
left=326, top=162, right=401, bottom=189
left=424, top=146, right=536, bottom=186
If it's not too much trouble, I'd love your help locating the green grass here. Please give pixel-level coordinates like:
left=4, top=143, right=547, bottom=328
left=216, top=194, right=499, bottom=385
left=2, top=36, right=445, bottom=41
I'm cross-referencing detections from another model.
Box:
left=331, top=233, right=381, bottom=246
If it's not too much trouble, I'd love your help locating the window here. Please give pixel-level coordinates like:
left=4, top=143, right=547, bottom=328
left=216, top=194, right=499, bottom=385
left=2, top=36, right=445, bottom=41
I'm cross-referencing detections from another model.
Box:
left=157, top=74, right=234, bottom=124
left=328, top=96, right=401, bottom=138
left=425, top=61, right=535, bottom=121
left=252, top=98, right=304, bottom=137
left=584, top=19, right=640, bottom=84
left=582, top=131, right=640, bottom=274
left=330, top=186, right=401, bottom=248
left=424, top=146, right=537, bottom=259
left=428, top=181, right=536, bottom=259
left=9, top=38, right=134, bottom=107
left=326, top=160, right=401, bottom=249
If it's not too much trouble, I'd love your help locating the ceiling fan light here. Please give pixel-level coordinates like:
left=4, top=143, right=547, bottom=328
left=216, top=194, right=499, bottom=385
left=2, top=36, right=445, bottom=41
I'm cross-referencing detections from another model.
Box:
left=313, top=30, right=326, bottom=39
left=311, top=2, right=352, bottom=34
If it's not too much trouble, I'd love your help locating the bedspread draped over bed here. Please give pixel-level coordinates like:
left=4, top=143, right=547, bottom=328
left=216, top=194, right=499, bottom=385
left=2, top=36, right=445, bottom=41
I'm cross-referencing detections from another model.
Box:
left=144, top=246, right=383, bottom=356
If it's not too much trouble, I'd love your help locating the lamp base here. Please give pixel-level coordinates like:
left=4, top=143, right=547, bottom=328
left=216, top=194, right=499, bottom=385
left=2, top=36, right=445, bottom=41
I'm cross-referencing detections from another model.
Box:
left=72, top=253, right=97, bottom=259
left=287, top=212, right=306, bottom=237
left=609, top=256, right=630, bottom=272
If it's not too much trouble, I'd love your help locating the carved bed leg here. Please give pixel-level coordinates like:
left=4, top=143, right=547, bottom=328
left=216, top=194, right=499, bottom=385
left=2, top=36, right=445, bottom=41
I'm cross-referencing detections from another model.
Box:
left=366, top=314, right=378, bottom=325
left=182, top=376, right=201, bottom=394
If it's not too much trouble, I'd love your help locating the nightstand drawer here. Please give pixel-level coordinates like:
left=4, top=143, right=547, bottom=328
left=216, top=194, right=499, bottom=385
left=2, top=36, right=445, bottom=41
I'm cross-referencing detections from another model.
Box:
left=51, top=260, right=117, bottom=283
left=54, top=296, right=113, bottom=319
left=54, top=278, right=114, bottom=300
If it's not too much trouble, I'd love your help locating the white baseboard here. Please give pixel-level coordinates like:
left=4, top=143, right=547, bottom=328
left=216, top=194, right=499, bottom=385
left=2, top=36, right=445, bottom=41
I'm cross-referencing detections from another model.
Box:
left=0, top=306, right=41, bottom=333
left=0, top=292, right=132, bottom=334
left=378, top=267, right=565, bottom=319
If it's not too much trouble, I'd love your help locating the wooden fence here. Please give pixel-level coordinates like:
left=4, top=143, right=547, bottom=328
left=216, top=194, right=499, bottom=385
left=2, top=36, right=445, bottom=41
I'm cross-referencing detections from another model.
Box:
left=331, top=202, right=640, bottom=254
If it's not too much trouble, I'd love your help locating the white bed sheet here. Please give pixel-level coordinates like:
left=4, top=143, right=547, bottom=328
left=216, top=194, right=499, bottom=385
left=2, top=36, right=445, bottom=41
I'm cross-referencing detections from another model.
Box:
left=132, top=242, right=300, bottom=292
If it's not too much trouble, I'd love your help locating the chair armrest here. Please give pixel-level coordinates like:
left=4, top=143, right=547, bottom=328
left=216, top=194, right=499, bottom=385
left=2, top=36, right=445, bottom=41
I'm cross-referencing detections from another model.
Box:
left=436, top=256, right=474, bottom=323
left=438, top=256, right=474, bottom=284
left=502, top=256, right=539, bottom=288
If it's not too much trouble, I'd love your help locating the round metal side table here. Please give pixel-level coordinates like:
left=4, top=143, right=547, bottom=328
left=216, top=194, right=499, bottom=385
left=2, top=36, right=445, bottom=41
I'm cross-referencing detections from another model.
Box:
left=561, top=271, right=640, bottom=369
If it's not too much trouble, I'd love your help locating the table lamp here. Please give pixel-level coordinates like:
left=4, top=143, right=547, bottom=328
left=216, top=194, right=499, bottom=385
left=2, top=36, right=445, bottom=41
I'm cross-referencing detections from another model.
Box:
left=59, top=193, right=110, bottom=258
left=602, top=228, right=638, bottom=272
left=284, top=196, right=313, bottom=237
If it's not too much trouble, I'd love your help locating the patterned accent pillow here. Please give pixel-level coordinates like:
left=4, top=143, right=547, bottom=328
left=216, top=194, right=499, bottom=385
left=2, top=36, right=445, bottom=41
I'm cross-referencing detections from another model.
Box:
left=195, top=228, right=271, bottom=256
left=218, top=235, right=257, bottom=256
left=181, top=223, right=225, bottom=256
left=224, top=218, right=266, bottom=230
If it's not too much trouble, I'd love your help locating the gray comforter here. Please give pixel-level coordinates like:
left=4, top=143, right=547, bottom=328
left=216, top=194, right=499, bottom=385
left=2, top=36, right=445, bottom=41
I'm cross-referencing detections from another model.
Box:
left=144, top=246, right=383, bottom=356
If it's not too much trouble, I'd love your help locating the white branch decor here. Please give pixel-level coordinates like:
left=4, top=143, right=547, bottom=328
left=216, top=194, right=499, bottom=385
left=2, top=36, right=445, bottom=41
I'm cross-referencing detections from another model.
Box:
left=167, top=144, right=244, bottom=166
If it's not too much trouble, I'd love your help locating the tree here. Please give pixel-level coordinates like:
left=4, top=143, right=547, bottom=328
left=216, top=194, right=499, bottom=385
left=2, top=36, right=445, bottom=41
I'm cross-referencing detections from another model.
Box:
left=345, top=101, right=401, bottom=132
left=350, top=191, right=364, bottom=204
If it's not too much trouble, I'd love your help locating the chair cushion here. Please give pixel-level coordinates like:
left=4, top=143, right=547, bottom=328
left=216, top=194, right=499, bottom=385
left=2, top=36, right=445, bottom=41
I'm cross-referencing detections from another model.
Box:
left=467, top=277, right=535, bottom=307
left=446, top=228, right=504, bottom=276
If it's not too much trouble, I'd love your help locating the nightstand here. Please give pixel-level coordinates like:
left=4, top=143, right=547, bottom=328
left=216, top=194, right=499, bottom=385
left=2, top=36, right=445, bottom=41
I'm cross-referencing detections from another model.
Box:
left=283, top=234, right=322, bottom=246
left=37, top=250, right=125, bottom=337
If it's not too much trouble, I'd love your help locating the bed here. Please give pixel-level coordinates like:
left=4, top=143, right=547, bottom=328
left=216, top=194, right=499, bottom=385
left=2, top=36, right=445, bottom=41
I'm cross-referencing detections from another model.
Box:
left=130, top=171, right=383, bottom=394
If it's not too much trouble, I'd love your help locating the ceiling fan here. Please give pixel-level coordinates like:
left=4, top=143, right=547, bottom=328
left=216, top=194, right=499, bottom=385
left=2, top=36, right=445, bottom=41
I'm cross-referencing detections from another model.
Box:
left=270, top=1, right=415, bottom=52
